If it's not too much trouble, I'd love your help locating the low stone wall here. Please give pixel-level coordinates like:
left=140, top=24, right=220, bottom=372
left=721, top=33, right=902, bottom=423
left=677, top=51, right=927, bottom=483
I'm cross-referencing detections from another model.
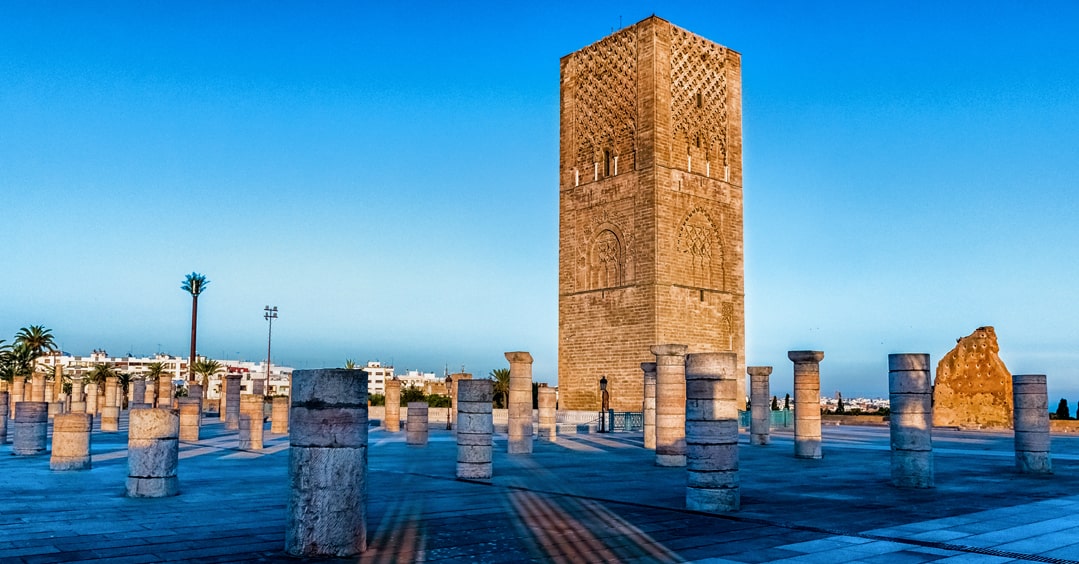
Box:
left=1050, top=420, right=1079, bottom=434
left=821, top=415, right=889, bottom=427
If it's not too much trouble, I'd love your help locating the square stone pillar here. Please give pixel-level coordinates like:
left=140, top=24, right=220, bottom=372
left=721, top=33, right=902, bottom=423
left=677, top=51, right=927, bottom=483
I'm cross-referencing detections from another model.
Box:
left=788, top=350, right=824, bottom=459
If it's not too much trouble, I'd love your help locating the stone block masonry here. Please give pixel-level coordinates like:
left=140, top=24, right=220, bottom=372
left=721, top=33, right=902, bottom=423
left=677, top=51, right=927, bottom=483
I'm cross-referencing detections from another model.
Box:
left=456, top=379, right=494, bottom=480
left=641, top=362, right=657, bottom=450
left=384, top=379, right=401, bottom=432
left=406, top=402, right=429, bottom=446
left=789, top=351, right=824, bottom=460
left=888, top=354, right=933, bottom=488
left=505, top=351, right=534, bottom=454
left=12, top=401, right=48, bottom=456
left=287, top=368, right=368, bottom=557
left=685, top=352, right=740, bottom=512
left=652, top=344, right=688, bottom=467
left=126, top=408, right=180, bottom=498
left=559, top=16, right=746, bottom=411
left=1013, top=374, right=1052, bottom=474
left=50, top=412, right=92, bottom=471
left=239, top=394, right=265, bottom=450
left=748, top=366, right=772, bottom=446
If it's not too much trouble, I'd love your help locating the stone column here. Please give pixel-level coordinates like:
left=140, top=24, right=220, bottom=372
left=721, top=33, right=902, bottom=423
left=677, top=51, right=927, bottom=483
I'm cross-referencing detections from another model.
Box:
left=12, top=401, right=49, bottom=456
left=70, top=383, right=86, bottom=414
left=239, top=394, right=264, bottom=450
left=888, top=354, right=934, bottom=487
left=126, top=408, right=180, bottom=497
left=1013, top=374, right=1052, bottom=474
left=789, top=351, right=825, bottom=459
left=685, top=352, right=740, bottom=512
left=748, top=366, right=772, bottom=446
left=143, top=379, right=157, bottom=405
left=271, top=396, right=289, bottom=433
left=157, top=374, right=174, bottom=408
left=47, top=401, right=65, bottom=419
left=86, top=383, right=99, bottom=416
left=133, top=380, right=146, bottom=408
left=642, top=362, right=657, bottom=450
left=224, top=374, right=241, bottom=430
left=651, top=344, right=689, bottom=467
left=101, top=376, right=120, bottom=432
left=30, top=372, right=46, bottom=402
left=0, top=391, right=8, bottom=443
left=178, top=398, right=201, bottom=442
left=456, top=379, right=493, bottom=480
left=53, top=364, right=64, bottom=404
left=505, top=351, right=534, bottom=454
left=50, top=413, right=93, bottom=471
left=537, top=385, right=557, bottom=442
left=449, top=372, right=472, bottom=430
left=406, top=402, right=429, bottom=446
left=10, top=378, right=24, bottom=420
left=287, top=369, right=368, bottom=557
left=384, top=379, right=401, bottom=432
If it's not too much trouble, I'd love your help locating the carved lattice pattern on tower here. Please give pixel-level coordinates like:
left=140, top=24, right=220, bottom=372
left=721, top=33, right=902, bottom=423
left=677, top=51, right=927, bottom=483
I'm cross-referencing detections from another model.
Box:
left=568, top=29, right=637, bottom=171
left=678, top=208, right=724, bottom=289
left=590, top=229, right=623, bottom=289
left=671, top=28, right=729, bottom=168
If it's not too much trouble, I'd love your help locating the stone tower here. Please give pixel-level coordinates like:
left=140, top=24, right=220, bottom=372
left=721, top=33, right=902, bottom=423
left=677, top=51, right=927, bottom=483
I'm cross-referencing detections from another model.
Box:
left=558, top=16, right=745, bottom=411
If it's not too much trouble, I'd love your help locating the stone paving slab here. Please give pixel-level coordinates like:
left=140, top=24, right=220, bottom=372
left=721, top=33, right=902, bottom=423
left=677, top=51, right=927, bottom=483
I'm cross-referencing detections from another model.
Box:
left=1, top=411, right=1078, bottom=562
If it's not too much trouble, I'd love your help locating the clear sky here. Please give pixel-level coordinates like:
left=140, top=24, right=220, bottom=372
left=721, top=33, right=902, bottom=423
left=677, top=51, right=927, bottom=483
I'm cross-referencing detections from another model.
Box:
left=2, top=2, right=1077, bottom=403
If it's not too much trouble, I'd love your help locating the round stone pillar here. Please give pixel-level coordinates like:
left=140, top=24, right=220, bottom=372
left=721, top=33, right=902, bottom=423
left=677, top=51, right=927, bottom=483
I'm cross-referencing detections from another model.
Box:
left=1013, top=374, right=1052, bottom=474
left=70, top=383, right=86, bottom=414
left=239, top=394, right=264, bottom=450
left=651, top=344, right=689, bottom=467
left=10, top=378, right=25, bottom=420
left=537, top=385, right=557, bottom=442
left=271, top=396, right=289, bottom=434
left=48, top=401, right=65, bottom=419
left=157, top=374, right=174, bottom=408
left=223, top=374, right=241, bottom=430
left=449, top=373, right=472, bottom=430
left=177, top=398, right=201, bottom=442
left=143, top=379, right=156, bottom=405
left=126, top=408, right=180, bottom=497
left=748, top=366, right=773, bottom=446
left=101, top=376, right=120, bottom=432
left=642, top=362, right=657, bottom=450
left=0, top=391, right=8, bottom=443
left=287, top=368, right=368, bottom=557
left=86, top=383, right=99, bottom=415
left=384, top=379, right=401, bottom=432
left=50, top=413, right=93, bottom=471
left=188, top=384, right=204, bottom=409
left=685, top=352, right=740, bottom=512
left=788, top=350, right=825, bottom=459
left=406, top=402, right=429, bottom=446
left=888, top=354, right=934, bottom=488
left=505, top=351, right=534, bottom=454
left=12, top=401, right=48, bottom=455
left=456, top=379, right=493, bottom=480
left=30, top=372, right=46, bottom=402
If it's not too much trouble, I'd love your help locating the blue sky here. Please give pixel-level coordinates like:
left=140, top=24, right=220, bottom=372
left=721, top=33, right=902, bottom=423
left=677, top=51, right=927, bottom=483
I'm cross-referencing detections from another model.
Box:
left=2, top=2, right=1077, bottom=403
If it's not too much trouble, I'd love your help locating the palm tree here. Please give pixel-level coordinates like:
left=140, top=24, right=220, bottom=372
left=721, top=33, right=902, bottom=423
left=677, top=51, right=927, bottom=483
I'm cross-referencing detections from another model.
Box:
left=490, top=368, right=510, bottom=409
left=117, top=372, right=133, bottom=409
left=85, top=363, right=118, bottom=384
left=192, top=358, right=223, bottom=395
left=14, top=325, right=57, bottom=371
left=181, top=272, right=210, bottom=382
left=4, top=344, right=36, bottom=384
left=344, top=359, right=357, bottom=370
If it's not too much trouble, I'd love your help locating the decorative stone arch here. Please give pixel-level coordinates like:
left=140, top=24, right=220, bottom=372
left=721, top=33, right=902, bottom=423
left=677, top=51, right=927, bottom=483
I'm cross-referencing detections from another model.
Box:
left=589, top=224, right=625, bottom=290
left=677, top=208, right=725, bottom=289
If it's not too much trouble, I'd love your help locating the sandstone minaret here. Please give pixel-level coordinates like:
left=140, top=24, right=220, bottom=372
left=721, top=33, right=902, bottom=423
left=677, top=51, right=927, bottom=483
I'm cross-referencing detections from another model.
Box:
left=558, top=16, right=745, bottom=410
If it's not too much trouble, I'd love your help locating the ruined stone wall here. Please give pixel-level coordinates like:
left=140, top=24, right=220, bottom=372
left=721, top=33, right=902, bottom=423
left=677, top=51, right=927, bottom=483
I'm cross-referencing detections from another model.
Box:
left=933, top=326, right=1013, bottom=429
left=558, top=17, right=745, bottom=411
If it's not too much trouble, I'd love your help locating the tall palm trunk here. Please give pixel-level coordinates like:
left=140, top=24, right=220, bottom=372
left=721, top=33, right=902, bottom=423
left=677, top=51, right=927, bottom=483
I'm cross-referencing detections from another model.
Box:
left=189, top=295, right=198, bottom=382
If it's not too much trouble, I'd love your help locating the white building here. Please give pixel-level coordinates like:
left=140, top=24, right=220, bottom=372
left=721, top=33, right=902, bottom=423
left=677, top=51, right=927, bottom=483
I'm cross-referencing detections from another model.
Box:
left=398, top=369, right=438, bottom=391
left=361, top=361, right=393, bottom=395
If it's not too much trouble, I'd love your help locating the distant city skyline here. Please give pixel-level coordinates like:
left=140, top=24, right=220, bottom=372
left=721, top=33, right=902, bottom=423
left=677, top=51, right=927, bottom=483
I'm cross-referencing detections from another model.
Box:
left=2, top=2, right=1077, bottom=401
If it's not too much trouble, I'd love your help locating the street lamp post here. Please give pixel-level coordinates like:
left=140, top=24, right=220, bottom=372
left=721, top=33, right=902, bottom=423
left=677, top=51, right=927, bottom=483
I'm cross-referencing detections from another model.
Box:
left=598, top=376, right=609, bottom=433
left=263, top=306, right=278, bottom=397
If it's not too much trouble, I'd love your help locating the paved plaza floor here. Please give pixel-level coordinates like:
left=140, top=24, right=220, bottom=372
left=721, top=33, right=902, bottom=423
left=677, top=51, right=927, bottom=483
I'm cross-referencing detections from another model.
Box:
left=1, top=414, right=1078, bottom=563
